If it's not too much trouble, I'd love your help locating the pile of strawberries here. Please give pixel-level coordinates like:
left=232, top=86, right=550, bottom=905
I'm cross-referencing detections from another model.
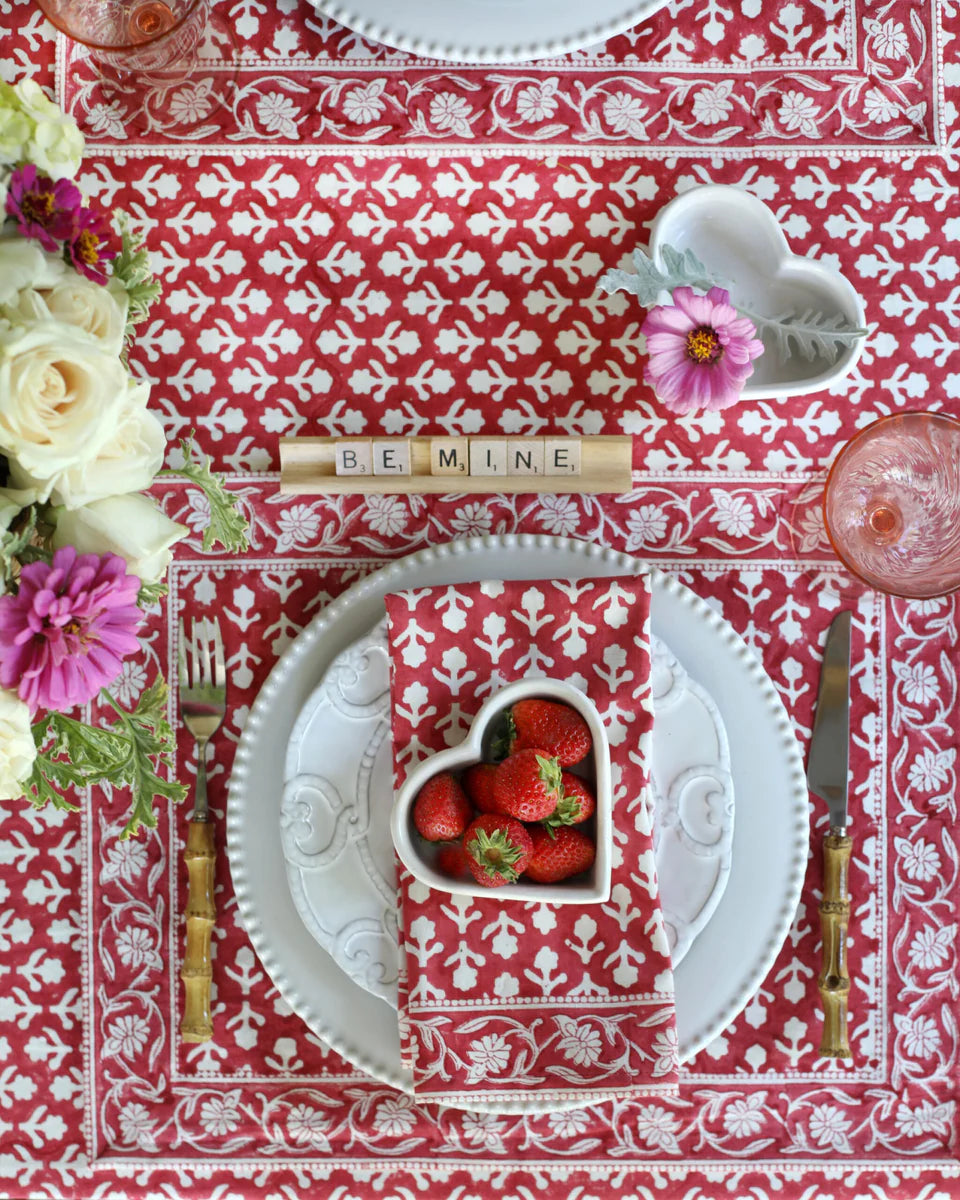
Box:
left=411, top=697, right=597, bottom=889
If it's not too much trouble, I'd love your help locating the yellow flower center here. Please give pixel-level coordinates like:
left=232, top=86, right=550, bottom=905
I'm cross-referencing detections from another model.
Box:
left=77, top=229, right=101, bottom=265
left=22, top=191, right=55, bottom=223
left=686, top=326, right=722, bottom=364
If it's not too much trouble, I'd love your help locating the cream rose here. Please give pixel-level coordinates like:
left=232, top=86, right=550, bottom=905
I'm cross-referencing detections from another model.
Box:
left=15, top=80, right=84, bottom=180
left=6, top=273, right=129, bottom=357
left=42, top=380, right=165, bottom=509
left=0, top=320, right=130, bottom=498
left=0, top=688, right=36, bottom=801
left=0, top=82, right=32, bottom=164
left=0, top=238, right=66, bottom=306
left=52, top=493, right=187, bottom=585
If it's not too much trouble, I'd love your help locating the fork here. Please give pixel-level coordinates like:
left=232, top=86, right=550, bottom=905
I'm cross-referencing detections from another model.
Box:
left=178, top=617, right=226, bottom=1044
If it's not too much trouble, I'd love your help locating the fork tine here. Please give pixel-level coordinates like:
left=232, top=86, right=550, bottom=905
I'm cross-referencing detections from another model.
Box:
left=201, top=619, right=213, bottom=686
left=178, top=618, right=190, bottom=689
left=212, top=619, right=225, bottom=691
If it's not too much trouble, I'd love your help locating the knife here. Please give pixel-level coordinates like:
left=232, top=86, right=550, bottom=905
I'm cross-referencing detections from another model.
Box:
left=807, top=609, right=853, bottom=1059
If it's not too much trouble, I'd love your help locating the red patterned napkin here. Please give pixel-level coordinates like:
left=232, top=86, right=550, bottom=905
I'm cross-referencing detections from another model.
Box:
left=385, top=576, right=678, bottom=1107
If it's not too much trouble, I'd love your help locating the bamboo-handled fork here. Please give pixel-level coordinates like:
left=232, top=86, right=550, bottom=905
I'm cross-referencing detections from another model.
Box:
left=178, top=617, right=226, bottom=1043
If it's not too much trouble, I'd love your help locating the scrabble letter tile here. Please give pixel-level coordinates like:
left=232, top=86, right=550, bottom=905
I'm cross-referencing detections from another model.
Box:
left=506, top=437, right=544, bottom=476
left=430, top=437, right=468, bottom=475
left=469, top=438, right=507, bottom=477
left=373, top=438, right=411, bottom=475
left=544, top=437, right=582, bottom=476
left=335, top=439, right=372, bottom=476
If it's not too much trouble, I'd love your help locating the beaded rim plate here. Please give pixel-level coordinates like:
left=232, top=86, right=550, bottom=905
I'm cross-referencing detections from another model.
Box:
left=229, top=536, right=809, bottom=1114
left=311, top=0, right=670, bottom=63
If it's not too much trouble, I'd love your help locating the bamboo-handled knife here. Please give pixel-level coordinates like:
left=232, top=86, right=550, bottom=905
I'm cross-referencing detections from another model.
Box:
left=807, top=609, right=853, bottom=1059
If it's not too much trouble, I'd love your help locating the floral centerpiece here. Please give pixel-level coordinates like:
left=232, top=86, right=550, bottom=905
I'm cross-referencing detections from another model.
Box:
left=0, top=80, right=247, bottom=838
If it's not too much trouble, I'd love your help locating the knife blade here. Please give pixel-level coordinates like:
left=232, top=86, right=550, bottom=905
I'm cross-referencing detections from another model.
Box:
left=807, top=609, right=853, bottom=1059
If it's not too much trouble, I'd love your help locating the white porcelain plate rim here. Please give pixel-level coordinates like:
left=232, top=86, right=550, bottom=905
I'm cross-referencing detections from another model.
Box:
left=312, top=0, right=670, bottom=64
left=228, top=536, right=809, bottom=1114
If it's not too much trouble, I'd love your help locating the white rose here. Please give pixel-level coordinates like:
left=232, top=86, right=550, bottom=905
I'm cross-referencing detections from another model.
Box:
left=0, top=319, right=130, bottom=498
left=43, top=380, right=165, bottom=509
left=0, top=688, right=36, bottom=800
left=0, top=485, right=38, bottom=531
left=15, top=80, right=84, bottom=180
left=6, top=272, right=129, bottom=357
left=0, top=237, right=66, bottom=306
left=52, top=493, right=187, bottom=585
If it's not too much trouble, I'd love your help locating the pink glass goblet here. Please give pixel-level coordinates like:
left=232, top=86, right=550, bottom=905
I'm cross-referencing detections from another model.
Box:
left=823, top=411, right=960, bottom=599
left=34, top=0, right=209, bottom=82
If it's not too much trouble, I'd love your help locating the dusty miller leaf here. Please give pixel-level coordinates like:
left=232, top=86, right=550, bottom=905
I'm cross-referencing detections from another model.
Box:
left=165, top=437, right=250, bottom=554
left=750, top=308, right=869, bottom=365
left=598, top=244, right=727, bottom=307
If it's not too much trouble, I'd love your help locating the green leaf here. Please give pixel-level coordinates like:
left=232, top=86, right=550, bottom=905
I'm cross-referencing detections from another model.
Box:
left=164, top=436, right=250, bottom=553
left=0, top=511, right=36, bottom=588
left=137, top=579, right=169, bottom=609
left=750, top=308, right=869, bottom=365
left=26, top=680, right=187, bottom=838
left=102, top=680, right=188, bottom=839
left=110, top=211, right=162, bottom=350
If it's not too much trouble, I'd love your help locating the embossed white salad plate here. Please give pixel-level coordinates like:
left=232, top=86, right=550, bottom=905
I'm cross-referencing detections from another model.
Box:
left=648, top=184, right=867, bottom=400
left=313, top=0, right=669, bottom=63
left=282, top=617, right=733, bottom=1007
left=229, top=536, right=809, bottom=1109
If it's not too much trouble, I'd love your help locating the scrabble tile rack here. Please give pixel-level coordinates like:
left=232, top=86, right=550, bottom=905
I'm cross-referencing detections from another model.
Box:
left=279, top=436, right=633, bottom=495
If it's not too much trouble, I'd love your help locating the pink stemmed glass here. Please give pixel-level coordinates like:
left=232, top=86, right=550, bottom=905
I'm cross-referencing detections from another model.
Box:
left=823, top=411, right=960, bottom=599
left=34, top=0, right=209, bottom=82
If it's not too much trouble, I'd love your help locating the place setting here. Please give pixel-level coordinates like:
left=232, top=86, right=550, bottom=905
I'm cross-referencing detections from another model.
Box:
left=1, top=0, right=958, bottom=1194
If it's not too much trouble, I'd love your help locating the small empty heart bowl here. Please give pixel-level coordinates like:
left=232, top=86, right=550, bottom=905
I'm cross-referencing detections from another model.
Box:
left=390, top=678, right=612, bottom=904
left=648, top=184, right=866, bottom=400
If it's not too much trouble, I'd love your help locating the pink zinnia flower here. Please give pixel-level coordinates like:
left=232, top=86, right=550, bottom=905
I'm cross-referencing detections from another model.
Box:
left=67, top=206, right=117, bottom=285
left=641, top=285, right=764, bottom=414
left=0, top=547, right=141, bottom=714
left=5, top=163, right=82, bottom=252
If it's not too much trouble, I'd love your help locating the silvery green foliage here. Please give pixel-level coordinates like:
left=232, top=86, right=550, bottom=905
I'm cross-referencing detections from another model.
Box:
left=599, top=244, right=867, bottom=363
left=750, top=309, right=868, bottom=365
left=599, top=245, right=725, bottom=308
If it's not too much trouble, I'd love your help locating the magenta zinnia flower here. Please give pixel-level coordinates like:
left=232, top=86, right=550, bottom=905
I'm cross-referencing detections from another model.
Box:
left=5, top=163, right=82, bottom=253
left=67, top=206, right=117, bottom=285
left=641, top=285, right=764, bottom=414
left=0, top=547, right=141, bottom=714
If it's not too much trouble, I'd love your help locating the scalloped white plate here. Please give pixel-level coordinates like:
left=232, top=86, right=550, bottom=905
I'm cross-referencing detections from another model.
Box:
left=229, top=536, right=808, bottom=1112
left=282, top=620, right=733, bottom=1007
left=312, top=0, right=669, bottom=62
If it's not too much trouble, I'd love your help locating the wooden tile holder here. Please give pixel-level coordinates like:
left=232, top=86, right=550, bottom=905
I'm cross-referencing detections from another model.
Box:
left=279, top=436, right=633, bottom=495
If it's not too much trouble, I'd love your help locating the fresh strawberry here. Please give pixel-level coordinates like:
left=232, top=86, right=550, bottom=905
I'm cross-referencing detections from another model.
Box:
left=412, top=773, right=472, bottom=842
left=462, top=762, right=498, bottom=813
left=504, top=699, right=592, bottom=767
left=463, top=814, right=534, bottom=887
left=492, top=749, right=564, bottom=822
left=543, top=771, right=596, bottom=828
left=436, top=842, right=472, bottom=880
left=526, top=825, right=596, bottom=883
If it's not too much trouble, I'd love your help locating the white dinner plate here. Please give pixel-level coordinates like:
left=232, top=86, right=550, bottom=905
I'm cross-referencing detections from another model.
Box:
left=229, top=536, right=809, bottom=1106
left=313, top=0, right=669, bottom=63
left=280, top=618, right=734, bottom=1007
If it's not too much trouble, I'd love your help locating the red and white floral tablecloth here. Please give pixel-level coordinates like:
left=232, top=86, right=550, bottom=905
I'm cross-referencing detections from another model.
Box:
left=2, top=0, right=960, bottom=1195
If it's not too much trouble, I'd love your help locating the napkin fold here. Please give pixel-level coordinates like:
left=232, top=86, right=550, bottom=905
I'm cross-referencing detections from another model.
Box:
left=386, top=575, right=678, bottom=1107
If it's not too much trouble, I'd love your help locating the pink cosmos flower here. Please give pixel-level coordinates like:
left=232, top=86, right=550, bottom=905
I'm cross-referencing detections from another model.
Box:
left=5, top=163, right=82, bottom=253
left=0, top=547, right=141, bottom=714
left=67, top=206, right=117, bottom=285
left=641, top=285, right=764, bottom=414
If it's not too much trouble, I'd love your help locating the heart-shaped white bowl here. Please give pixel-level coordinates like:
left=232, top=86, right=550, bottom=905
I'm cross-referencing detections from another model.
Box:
left=648, top=184, right=866, bottom=400
left=391, top=678, right=612, bottom=904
